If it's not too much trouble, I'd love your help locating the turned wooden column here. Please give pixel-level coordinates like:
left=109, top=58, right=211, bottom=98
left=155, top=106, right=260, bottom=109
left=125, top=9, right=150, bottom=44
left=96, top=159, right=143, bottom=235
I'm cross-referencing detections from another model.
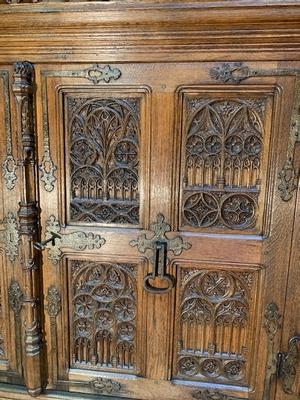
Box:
left=12, top=61, right=43, bottom=396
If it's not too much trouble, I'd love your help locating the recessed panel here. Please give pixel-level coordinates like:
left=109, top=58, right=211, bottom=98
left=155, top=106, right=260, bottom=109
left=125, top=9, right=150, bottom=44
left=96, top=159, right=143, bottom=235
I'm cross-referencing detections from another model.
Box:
left=179, top=89, right=274, bottom=233
left=64, top=89, right=150, bottom=227
left=174, top=264, right=261, bottom=387
left=69, top=260, right=139, bottom=373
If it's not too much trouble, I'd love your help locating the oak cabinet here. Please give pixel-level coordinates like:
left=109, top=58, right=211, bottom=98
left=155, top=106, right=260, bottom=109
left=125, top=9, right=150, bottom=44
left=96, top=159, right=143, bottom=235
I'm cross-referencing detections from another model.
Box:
left=0, top=2, right=300, bottom=400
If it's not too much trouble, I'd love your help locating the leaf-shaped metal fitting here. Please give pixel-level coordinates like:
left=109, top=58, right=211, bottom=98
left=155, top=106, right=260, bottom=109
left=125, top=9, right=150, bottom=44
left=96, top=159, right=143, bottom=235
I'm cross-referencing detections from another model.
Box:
left=130, top=214, right=191, bottom=293
left=84, top=64, right=122, bottom=84
left=0, top=212, right=20, bottom=262
left=130, top=213, right=191, bottom=258
left=37, top=215, right=106, bottom=264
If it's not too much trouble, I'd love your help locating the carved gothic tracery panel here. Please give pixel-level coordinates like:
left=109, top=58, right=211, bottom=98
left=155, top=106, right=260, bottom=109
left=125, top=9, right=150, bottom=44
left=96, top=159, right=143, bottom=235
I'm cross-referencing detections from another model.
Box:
left=176, top=267, right=259, bottom=386
left=67, top=96, right=140, bottom=224
left=181, top=95, right=270, bottom=231
left=70, top=260, right=137, bottom=372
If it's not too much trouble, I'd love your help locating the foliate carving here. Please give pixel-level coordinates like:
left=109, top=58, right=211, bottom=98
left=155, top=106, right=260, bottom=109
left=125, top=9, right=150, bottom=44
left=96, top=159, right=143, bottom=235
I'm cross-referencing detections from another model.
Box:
left=43, top=215, right=106, bottom=264
left=264, top=302, right=281, bottom=340
left=46, top=286, right=61, bottom=318
left=0, top=70, right=17, bottom=190
left=0, top=212, right=20, bottom=262
left=277, top=75, right=300, bottom=201
left=84, top=65, right=121, bottom=84
left=210, top=62, right=252, bottom=84
left=46, top=286, right=61, bottom=384
left=8, top=281, right=23, bottom=370
left=8, top=281, right=23, bottom=316
left=278, top=159, right=298, bottom=201
left=90, top=377, right=121, bottom=394
left=182, top=97, right=265, bottom=230
left=71, top=260, right=137, bottom=371
left=263, top=303, right=282, bottom=400
left=193, top=389, right=243, bottom=400
left=40, top=151, right=57, bottom=193
left=177, top=268, right=256, bottom=384
left=68, top=96, right=140, bottom=224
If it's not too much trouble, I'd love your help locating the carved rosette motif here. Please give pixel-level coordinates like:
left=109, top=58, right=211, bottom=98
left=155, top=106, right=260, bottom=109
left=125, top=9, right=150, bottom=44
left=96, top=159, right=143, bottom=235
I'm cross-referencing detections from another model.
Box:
left=68, top=96, right=140, bottom=224
left=182, top=97, right=265, bottom=231
left=71, top=260, right=137, bottom=371
left=43, top=215, right=106, bottom=264
left=177, top=269, right=256, bottom=384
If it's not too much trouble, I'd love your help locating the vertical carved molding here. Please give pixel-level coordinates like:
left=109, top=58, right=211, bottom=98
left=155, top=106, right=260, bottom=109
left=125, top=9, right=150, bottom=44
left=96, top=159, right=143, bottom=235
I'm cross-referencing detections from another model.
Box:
left=278, top=76, right=300, bottom=201
left=13, top=61, right=43, bottom=396
left=46, top=286, right=61, bottom=386
left=8, top=281, right=24, bottom=377
left=263, top=303, right=281, bottom=400
left=0, top=70, right=17, bottom=190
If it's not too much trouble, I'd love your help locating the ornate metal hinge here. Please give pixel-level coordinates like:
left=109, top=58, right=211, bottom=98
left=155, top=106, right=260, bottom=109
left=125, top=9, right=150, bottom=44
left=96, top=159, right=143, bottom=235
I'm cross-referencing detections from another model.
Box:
left=34, top=215, right=106, bottom=264
left=210, top=62, right=300, bottom=202
left=277, top=335, right=300, bottom=396
left=0, top=212, right=20, bottom=262
left=130, top=213, right=191, bottom=293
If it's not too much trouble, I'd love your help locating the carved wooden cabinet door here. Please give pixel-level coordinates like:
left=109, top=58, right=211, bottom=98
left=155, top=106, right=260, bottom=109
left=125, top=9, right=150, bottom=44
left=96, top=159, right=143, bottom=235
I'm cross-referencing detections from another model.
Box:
left=35, top=61, right=299, bottom=400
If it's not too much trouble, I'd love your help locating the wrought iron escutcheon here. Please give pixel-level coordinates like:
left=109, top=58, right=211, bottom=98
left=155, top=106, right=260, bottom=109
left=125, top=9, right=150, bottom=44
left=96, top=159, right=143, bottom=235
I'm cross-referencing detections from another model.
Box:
left=277, top=335, right=300, bottom=395
left=130, top=214, right=191, bottom=294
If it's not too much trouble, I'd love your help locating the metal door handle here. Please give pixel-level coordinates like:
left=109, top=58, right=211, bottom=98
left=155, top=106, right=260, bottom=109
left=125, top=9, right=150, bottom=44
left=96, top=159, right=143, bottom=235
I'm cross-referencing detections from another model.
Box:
left=34, top=231, right=61, bottom=251
left=143, top=240, right=176, bottom=294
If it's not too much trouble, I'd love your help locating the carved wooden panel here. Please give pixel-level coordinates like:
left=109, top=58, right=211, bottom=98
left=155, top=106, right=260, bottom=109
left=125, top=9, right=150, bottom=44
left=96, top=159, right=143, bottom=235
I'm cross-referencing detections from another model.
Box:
left=67, top=96, right=140, bottom=225
left=174, top=265, right=261, bottom=387
left=70, top=260, right=138, bottom=372
left=179, top=90, right=274, bottom=233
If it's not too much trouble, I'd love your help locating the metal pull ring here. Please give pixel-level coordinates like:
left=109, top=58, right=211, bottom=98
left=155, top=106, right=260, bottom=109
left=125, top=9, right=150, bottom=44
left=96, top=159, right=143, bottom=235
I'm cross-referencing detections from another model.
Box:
left=34, top=231, right=61, bottom=251
left=143, top=240, right=176, bottom=294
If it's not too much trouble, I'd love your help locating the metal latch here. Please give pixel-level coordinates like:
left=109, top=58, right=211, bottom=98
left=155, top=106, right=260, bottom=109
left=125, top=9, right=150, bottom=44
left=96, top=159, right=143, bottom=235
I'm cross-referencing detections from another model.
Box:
left=277, top=335, right=300, bottom=395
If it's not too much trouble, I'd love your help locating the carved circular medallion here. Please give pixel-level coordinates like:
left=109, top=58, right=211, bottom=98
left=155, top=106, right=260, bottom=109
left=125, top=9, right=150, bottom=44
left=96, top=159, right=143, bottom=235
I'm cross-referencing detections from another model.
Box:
left=224, top=360, right=245, bottom=380
left=178, top=356, right=199, bottom=376
left=114, top=297, right=136, bottom=322
left=200, top=358, right=221, bottom=377
left=221, top=194, right=256, bottom=229
left=201, top=272, right=234, bottom=301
